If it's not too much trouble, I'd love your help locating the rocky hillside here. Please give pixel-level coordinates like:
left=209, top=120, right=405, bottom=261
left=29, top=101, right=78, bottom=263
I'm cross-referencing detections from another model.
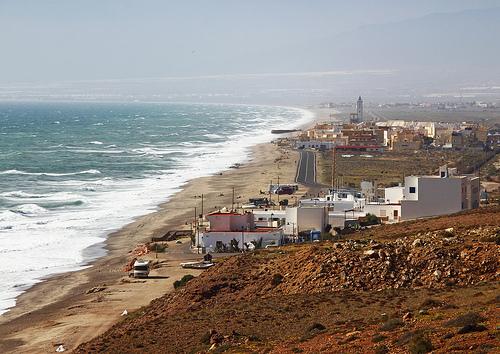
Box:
left=77, top=207, right=500, bottom=353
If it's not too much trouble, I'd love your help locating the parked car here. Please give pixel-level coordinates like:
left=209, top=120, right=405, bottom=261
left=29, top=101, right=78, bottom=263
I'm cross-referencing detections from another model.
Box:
left=249, top=197, right=269, bottom=207
left=276, top=186, right=294, bottom=195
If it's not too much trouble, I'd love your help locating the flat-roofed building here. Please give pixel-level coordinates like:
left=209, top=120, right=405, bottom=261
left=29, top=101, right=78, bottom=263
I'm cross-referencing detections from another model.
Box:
left=364, top=166, right=480, bottom=221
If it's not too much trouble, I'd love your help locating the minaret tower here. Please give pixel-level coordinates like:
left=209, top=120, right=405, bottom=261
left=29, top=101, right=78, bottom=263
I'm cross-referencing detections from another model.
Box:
left=356, top=96, right=363, bottom=122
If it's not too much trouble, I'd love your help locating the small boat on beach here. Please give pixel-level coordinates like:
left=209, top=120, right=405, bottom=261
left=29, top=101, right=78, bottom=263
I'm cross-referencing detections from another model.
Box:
left=180, top=261, right=214, bottom=269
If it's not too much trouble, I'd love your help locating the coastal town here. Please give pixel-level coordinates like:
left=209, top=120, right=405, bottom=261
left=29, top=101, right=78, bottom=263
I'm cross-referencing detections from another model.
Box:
left=77, top=97, right=499, bottom=354
left=1, top=96, right=498, bottom=354
left=169, top=96, right=497, bottom=258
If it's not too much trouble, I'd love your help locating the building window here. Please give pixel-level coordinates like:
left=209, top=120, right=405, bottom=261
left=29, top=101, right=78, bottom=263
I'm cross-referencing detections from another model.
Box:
left=409, top=187, right=416, bottom=193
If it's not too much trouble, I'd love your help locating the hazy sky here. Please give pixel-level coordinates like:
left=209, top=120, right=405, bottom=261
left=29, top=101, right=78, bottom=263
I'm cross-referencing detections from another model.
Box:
left=0, top=0, right=499, bottom=83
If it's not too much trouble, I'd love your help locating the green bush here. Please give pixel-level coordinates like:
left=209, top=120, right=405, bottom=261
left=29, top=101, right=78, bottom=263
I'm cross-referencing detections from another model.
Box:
left=409, top=334, right=433, bottom=354
left=173, top=274, right=195, bottom=289
left=457, top=324, right=487, bottom=334
left=374, top=345, right=389, bottom=354
left=365, top=213, right=380, bottom=225
left=372, top=333, right=387, bottom=343
left=380, top=318, right=404, bottom=331
left=419, top=298, right=443, bottom=309
left=272, top=273, right=284, bottom=286
left=444, top=312, right=485, bottom=327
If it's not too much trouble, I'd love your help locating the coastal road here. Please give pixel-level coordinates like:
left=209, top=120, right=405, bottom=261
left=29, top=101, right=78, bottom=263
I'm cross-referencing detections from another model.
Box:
left=295, top=150, right=317, bottom=186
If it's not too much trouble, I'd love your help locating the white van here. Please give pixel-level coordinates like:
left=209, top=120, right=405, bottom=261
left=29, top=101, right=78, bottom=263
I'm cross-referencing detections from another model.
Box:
left=133, top=260, right=150, bottom=278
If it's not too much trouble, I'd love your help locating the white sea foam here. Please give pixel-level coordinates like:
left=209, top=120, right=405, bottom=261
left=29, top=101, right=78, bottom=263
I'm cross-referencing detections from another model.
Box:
left=0, top=169, right=101, bottom=176
left=11, top=204, right=48, bottom=216
left=0, top=191, right=48, bottom=199
left=203, top=133, right=223, bottom=139
left=70, top=149, right=125, bottom=154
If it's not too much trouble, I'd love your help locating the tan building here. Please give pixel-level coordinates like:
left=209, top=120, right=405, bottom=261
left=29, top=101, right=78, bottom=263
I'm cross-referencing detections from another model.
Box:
left=341, top=128, right=384, bottom=146
left=451, top=132, right=464, bottom=150
left=390, top=130, right=423, bottom=151
left=434, top=126, right=454, bottom=145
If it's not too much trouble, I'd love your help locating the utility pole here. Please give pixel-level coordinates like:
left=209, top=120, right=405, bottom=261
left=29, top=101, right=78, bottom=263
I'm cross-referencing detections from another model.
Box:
left=269, top=179, right=272, bottom=208
left=194, top=207, right=199, bottom=252
left=277, top=175, right=280, bottom=208
left=232, top=187, right=235, bottom=211
left=331, top=146, right=337, bottom=192
left=201, top=193, right=204, bottom=218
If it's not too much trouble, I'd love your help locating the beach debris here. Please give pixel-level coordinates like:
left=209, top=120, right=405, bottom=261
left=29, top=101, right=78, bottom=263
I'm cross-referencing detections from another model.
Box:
left=121, top=309, right=128, bottom=316
left=124, top=243, right=150, bottom=272
left=124, top=258, right=137, bottom=273
left=85, top=285, right=106, bottom=294
left=55, top=344, right=65, bottom=352
left=132, top=244, right=149, bottom=257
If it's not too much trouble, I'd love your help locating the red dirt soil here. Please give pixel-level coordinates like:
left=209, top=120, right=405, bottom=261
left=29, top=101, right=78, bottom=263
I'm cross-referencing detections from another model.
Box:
left=76, top=206, right=500, bottom=353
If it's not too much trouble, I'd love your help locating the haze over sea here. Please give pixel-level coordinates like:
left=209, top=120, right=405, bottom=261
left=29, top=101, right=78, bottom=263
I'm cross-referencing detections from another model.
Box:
left=0, top=101, right=312, bottom=314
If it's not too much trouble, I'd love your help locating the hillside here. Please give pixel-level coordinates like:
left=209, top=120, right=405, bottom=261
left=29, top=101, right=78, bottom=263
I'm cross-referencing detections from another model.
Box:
left=76, top=207, right=500, bottom=353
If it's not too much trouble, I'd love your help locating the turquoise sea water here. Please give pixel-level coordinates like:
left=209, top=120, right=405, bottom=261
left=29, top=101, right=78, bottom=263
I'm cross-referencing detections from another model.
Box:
left=0, top=101, right=312, bottom=314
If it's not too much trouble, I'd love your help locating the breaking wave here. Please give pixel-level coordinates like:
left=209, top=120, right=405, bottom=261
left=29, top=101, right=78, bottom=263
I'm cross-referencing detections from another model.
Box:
left=0, top=169, right=101, bottom=177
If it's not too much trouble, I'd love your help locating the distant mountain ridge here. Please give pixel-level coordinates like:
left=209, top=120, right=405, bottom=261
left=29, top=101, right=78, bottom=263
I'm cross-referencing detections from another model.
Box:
left=312, top=7, right=500, bottom=74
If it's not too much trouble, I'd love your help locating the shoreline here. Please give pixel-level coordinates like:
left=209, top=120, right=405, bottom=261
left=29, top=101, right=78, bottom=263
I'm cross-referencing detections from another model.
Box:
left=0, top=106, right=328, bottom=352
left=0, top=102, right=317, bottom=315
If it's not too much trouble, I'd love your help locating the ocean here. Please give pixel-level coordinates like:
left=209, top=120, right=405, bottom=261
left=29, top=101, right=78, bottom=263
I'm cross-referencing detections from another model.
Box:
left=0, top=101, right=313, bottom=315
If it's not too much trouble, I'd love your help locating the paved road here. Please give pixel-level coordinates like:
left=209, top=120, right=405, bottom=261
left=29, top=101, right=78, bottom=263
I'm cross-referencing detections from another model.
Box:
left=295, top=150, right=317, bottom=186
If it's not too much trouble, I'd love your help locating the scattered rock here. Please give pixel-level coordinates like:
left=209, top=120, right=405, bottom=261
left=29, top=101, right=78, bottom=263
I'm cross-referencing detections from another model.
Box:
left=403, top=312, right=413, bottom=321
left=363, top=249, right=379, bottom=258
left=306, top=323, right=326, bottom=333
left=412, top=239, right=423, bottom=247
left=346, top=330, right=361, bottom=338
left=86, top=286, right=106, bottom=294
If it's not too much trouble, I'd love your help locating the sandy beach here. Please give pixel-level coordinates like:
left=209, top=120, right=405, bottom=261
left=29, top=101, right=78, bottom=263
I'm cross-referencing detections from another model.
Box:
left=0, top=137, right=307, bottom=352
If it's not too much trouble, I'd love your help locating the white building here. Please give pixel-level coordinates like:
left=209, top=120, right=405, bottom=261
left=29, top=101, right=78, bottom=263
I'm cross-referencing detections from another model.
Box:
left=364, top=166, right=480, bottom=221
left=284, top=206, right=329, bottom=235
left=328, top=210, right=366, bottom=228
left=252, top=209, right=286, bottom=228
left=196, top=211, right=283, bottom=252
left=300, top=189, right=365, bottom=211
left=364, top=203, right=401, bottom=222
left=252, top=206, right=366, bottom=232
